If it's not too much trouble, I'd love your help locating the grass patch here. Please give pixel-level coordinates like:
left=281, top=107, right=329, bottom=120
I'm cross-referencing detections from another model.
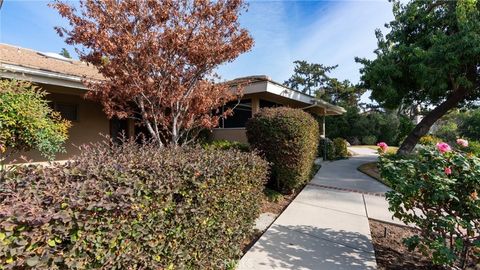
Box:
left=354, top=145, right=399, bottom=155
left=357, top=162, right=390, bottom=187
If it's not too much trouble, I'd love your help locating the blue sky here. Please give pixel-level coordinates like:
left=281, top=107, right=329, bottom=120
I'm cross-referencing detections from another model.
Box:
left=0, top=0, right=394, bottom=94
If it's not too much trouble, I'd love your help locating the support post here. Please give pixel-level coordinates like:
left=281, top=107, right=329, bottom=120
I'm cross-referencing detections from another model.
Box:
left=323, top=114, right=327, bottom=161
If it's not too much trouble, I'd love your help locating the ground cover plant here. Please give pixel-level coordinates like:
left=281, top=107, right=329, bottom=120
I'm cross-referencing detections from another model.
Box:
left=378, top=141, right=480, bottom=268
left=0, top=139, right=268, bottom=269
left=246, top=107, right=319, bottom=194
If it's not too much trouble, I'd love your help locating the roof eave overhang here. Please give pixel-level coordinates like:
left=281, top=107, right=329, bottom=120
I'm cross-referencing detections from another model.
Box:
left=0, top=63, right=89, bottom=90
left=263, top=81, right=346, bottom=115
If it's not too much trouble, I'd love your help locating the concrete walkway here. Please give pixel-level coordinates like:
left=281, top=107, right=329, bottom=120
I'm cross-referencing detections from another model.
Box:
left=238, top=147, right=399, bottom=270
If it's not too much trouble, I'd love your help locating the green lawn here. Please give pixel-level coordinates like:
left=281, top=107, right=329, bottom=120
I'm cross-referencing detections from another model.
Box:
left=357, top=162, right=390, bottom=187
left=353, top=145, right=399, bottom=155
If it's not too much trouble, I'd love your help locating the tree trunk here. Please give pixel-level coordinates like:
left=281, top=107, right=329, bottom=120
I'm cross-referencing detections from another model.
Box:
left=397, top=87, right=469, bottom=155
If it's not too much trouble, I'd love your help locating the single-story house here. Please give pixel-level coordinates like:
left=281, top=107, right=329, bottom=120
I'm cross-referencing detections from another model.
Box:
left=0, top=43, right=345, bottom=162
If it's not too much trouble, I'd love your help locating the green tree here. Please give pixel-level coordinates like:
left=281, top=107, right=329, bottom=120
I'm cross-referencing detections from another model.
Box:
left=0, top=80, right=70, bottom=166
left=284, top=60, right=365, bottom=107
left=357, top=0, right=480, bottom=155
left=459, top=109, right=480, bottom=140
left=59, top=48, right=72, bottom=59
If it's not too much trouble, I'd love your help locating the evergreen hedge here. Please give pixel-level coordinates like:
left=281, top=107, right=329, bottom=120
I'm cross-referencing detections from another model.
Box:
left=246, top=107, right=319, bottom=194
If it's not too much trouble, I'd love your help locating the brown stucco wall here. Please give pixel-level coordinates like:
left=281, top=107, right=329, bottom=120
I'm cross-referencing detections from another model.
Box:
left=9, top=85, right=110, bottom=163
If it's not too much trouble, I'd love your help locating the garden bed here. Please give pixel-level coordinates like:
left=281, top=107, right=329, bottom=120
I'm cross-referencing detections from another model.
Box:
left=370, top=219, right=479, bottom=269
left=370, top=219, right=445, bottom=269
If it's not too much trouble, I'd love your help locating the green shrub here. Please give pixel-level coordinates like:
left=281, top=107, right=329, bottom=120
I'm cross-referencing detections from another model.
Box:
left=361, top=135, right=377, bottom=145
left=318, top=137, right=335, bottom=160
left=432, top=121, right=459, bottom=143
left=326, top=107, right=414, bottom=146
left=379, top=144, right=480, bottom=267
left=459, top=109, right=480, bottom=141
left=0, top=140, right=268, bottom=269
left=466, top=140, right=480, bottom=156
left=202, top=139, right=249, bottom=152
left=0, top=80, right=70, bottom=162
left=418, top=135, right=442, bottom=146
left=246, top=107, right=319, bottom=194
left=333, top=138, right=349, bottom=159
left=263, top=188, right=284, bottom=203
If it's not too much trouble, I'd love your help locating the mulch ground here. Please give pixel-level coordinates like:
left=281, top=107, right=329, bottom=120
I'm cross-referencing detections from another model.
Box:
left=370, top=219, right=480, bottom=270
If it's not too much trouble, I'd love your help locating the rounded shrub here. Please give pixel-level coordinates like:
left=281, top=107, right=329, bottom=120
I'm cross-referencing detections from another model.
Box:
left=246, top=107, right=319, bottom=194
left=318, top=137, right=335, bottom=160
left=419, top=135, right=442, bottom=146
left=0, top=140, right=268, bottom=269
left=0, top=79, right=70, bottom=161
left=202, top=139, right=249, bottom=152
left=333, top=138, right=349, bottom=159
left=466, top=140, right=480, bottom=157
left=361, top=135, right=377, bottom=145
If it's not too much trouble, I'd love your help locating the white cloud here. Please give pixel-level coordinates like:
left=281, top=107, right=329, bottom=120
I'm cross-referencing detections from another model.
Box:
left=218, top=0, right=395, bottom=87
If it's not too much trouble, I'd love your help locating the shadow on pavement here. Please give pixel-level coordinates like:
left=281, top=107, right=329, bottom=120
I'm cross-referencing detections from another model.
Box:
left=240, top=224, right=376, bottom=270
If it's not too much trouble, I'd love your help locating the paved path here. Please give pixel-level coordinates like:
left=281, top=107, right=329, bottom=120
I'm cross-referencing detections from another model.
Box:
left=238, top=147, right=400, bottom=270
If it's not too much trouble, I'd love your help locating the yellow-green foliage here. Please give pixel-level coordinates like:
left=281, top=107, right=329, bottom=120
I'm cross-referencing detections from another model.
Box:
left=333, top=138, right=349, bottom=159
left=0, top=80, right=70, bottom=160
left=419, top=135, right=442, bottom=146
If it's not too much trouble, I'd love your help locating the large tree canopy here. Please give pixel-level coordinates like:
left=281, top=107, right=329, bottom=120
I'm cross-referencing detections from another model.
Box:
left=52, top=0, right=253, bottom=146
left=284, top=60, right=365, bottom=107
left=357, top=0, right=480, bottom=154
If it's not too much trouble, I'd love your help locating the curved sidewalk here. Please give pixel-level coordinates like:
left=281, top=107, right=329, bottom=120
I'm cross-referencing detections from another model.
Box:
left=238, top=147, right=398, bottom=270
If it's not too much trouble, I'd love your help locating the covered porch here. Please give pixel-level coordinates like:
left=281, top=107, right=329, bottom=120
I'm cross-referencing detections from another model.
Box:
left=212, top=75, right=345, bottom=143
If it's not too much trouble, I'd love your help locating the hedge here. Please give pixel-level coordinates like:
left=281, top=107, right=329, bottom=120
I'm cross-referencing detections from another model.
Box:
left=0, top=140, right=268, bottom=269
left=246, top=107, right=319, bottom=194
left=318, top=137, right=335, bottom=160
left=333, top=138, right=349, bottom=159
left=202, top=139, right=249, bottom=152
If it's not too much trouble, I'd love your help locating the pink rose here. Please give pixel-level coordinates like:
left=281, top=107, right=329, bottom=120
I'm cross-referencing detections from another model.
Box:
left=377, top=142, right=388, bottom=152
left=436, top=142, right=451, bottom=154
left=444, top=167, right=452, bottom=175
left=456, top=139, right=468, bottom=147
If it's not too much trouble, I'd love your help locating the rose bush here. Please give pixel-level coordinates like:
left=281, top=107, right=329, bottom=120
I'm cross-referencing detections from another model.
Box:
left=379, top=141, right=480, bottom=268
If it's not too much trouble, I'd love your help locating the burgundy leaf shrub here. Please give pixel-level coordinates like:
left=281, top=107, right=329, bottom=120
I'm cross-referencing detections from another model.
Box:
left=0, top=140, right=268, bottom=269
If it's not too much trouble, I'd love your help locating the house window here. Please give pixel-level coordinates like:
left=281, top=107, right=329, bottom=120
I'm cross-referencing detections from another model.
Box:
left=221, top=99, right=252, bottom=128
left=51, top=102, right=78, bottom=121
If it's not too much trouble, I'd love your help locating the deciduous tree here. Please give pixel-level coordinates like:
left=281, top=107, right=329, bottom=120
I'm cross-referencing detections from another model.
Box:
left=357, top=0, right=480, bottom=154
left=52, top=0, right=253, bottom=146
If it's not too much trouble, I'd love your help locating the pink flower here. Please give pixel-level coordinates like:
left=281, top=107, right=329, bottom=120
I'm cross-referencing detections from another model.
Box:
left=444, top=167, right=452, bottom=175
left=436, top=142, right=452, bottom=154
left=377, top=142, right=388, bottom=152
left=456, top=139, right=468, bottom=147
